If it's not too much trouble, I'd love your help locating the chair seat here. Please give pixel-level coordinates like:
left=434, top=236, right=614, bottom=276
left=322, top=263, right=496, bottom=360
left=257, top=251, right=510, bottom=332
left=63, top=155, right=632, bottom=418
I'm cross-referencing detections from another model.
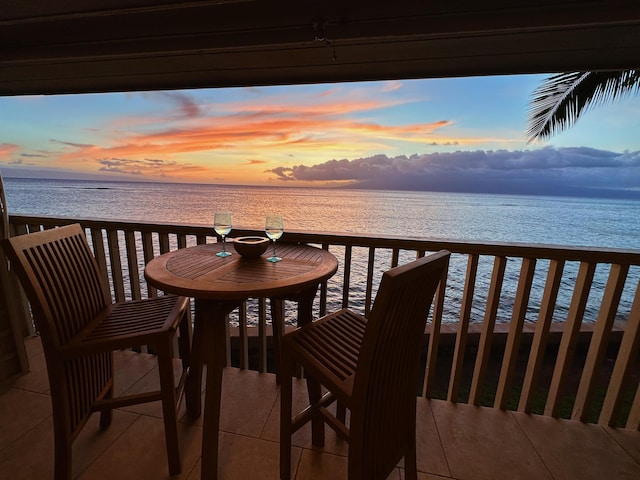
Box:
left=63, top=295, right=190, bottom=355
left=285, top=308, right=367, bottom=403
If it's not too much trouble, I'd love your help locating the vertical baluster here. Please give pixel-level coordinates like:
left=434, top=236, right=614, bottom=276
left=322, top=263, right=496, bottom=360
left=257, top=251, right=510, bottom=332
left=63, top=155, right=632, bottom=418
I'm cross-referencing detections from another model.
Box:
left=89, top=228, right=109, bottom=296
left=391, top=248, right=400, bottom=268
left=257, top=298, right=267, bottom=373
left=365, top=247, right=376, bottom=317
left=158, top=232, right=170, bottom=254
left=423, top=265, right=448, bottom=397
left=519, top=259, right=564, bottom=413
left=238, top=302, right=249, bottom=370
left=627, top=379, right=640, bottom=430
left=106, top=228, right=125, bottom=302
left=545, top=261, right=596, bottom=417
left=469, top=255, right=507, bottom=405
left=600, top=278, right=640, bottom=427
left=318, top=244, right=330, bottom=317
left=124, top=230, right=141, bottom=300
left=177, top=233, right=187, bottom=249
left=141, top=231, right=157, bottom=298
left=448, top=253, right=479, bottom=402
left=196, top=234, right=207, bottom=245
left=342, top=245, right=352, bottom=309
left=495, top=257, right=536, bottom=409
left=572, top=263, right=629, bottom=421
left=225, top=312, right=232, bottom=367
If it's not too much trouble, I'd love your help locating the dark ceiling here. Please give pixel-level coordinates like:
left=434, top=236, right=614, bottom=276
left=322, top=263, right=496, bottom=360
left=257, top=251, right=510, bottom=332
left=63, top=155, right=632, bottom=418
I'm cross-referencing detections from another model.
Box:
left=1, top=0, right=639, bottom=96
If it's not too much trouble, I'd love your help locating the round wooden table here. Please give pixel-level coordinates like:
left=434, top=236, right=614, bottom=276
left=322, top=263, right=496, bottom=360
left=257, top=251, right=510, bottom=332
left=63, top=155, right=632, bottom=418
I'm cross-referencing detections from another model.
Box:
left=144, top=242, right=338, bottom=479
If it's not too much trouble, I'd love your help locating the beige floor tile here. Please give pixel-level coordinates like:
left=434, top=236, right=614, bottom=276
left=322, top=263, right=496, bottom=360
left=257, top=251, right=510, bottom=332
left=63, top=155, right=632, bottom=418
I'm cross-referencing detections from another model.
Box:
left=513, top=412, right=640, bottom=480
left=604, top=425, right=640, bottom=464
left=178, top=368, right=279, bottom=437
left=78, top=414, right=202, bottom=480
left=295, top=451, right=403, bottom=480
left=4, top=337, right=640, bottom=480
left=295, top=449, right=347, bottom=480
left=0, top=408, right=138, bottom=480
left=416, top=399, right=451, bottom=477
left=219, top=368, right=279, bottom=437
left=0, top=388, right=51, bottom=450
left=10, top=340, right=50, bottom=394
left=118, top=357, right=186, bottom=419
left=113, top=349, right=160, bottom=397
left=261, top=377, right=349, bottom=457
left=415, top=473, right=453, bottom=480
left=187, top=431, right=302, bottom=480
left=431, top=401, right=552, bottom=480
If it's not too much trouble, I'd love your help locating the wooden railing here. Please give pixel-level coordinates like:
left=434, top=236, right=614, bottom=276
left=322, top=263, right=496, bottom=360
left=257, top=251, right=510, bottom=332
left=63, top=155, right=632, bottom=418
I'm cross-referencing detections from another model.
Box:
left=7, top=214, right=640, bottom=430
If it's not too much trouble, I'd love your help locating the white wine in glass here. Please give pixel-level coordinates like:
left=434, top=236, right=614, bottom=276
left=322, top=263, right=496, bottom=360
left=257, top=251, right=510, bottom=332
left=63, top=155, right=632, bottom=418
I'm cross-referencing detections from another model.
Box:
left=214, top=211, right=232, bottom=257
left=265, top=215, right=284, bottom=262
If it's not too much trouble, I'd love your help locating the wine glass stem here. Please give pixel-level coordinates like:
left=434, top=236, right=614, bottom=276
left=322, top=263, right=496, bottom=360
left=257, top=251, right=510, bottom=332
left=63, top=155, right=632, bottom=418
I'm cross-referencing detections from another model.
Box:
left=222, top=236, right=226, bottom=253
left=272, top=240, right=277, bottom=257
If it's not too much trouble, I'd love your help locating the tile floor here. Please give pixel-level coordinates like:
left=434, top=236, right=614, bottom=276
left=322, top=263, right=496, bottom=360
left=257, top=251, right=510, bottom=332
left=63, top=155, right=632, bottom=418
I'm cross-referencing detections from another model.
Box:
left=1, top=336, right=639, bottom=479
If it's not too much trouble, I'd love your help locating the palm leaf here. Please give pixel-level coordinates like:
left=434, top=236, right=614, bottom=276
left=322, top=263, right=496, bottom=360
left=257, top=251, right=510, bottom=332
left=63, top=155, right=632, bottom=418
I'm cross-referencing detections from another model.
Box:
left=526, top=70, right=640, bottom=143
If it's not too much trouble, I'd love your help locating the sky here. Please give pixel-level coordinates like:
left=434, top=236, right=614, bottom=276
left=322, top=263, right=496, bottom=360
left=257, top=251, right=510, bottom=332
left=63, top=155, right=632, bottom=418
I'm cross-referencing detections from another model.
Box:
left=1, top=74, right=639, bottom=197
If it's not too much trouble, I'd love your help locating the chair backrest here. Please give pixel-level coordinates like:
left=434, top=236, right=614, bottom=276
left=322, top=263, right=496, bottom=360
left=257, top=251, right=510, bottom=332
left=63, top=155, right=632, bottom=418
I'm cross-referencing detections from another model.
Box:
left=2, top=224, right=111, bottom=350
left=350, top=249, right=450, bottom=478
left=2, top=224, right=113, bottom=434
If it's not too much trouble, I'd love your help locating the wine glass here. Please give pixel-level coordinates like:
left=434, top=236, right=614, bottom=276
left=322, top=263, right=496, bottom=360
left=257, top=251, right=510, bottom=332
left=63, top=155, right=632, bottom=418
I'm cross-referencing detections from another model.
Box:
left=213, top=211, right=232, bottom=257
left=265, top=214, right=284, bottom=262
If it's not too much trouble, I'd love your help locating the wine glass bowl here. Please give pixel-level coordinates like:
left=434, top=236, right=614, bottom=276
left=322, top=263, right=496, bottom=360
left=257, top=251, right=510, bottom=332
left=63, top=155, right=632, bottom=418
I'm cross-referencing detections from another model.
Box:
left=265, top=215, right=284, bottom=262
left=214, top=211, right=232, bottom=257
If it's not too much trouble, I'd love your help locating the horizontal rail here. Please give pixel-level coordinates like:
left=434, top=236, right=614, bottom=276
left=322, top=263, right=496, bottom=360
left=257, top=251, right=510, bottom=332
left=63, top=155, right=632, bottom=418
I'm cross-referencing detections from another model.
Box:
left=7, top=214, right=640, bottom=430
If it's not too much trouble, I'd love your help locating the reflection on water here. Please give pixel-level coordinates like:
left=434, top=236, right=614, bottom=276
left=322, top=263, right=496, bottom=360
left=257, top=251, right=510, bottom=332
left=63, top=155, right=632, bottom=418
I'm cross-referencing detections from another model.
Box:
left=5, top=178, right=640, bottom=325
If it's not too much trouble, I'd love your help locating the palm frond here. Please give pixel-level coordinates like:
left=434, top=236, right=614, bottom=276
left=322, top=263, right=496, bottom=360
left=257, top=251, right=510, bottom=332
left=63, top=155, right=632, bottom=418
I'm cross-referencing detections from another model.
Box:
left=526, top=70, right=640, bottom=143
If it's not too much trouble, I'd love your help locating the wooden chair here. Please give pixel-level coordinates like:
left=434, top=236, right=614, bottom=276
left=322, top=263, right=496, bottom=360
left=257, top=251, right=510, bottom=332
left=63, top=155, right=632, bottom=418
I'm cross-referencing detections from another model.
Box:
left=280, top=250, right=450, bottom=480
left=1, top=223, right=192, bottom=479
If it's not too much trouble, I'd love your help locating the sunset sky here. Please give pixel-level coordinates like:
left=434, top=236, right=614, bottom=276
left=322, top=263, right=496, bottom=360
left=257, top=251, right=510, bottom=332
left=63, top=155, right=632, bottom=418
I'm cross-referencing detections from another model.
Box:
left=1, top=74, right=639, bottom=196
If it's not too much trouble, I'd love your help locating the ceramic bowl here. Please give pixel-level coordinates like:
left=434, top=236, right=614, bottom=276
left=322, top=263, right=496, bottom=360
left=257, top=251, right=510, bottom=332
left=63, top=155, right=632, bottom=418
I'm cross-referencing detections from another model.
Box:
left=233, top=236, right=270, bottom=259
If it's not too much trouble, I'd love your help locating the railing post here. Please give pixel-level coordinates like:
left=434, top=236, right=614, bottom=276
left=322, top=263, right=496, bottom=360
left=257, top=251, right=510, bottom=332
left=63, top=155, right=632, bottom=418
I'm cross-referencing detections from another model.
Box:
left=572, top=263, right=629, bottom=421
left=519, top=259, right=564, bottom=413
left=495, top=257, right=536, bottom=409
left=600, top=278, right=640, bottom=428
left=545, top=261, right=596, bottom=418
left=448, top=253, right=478, bottom=402
left=469, top=255, right=507, bottom=405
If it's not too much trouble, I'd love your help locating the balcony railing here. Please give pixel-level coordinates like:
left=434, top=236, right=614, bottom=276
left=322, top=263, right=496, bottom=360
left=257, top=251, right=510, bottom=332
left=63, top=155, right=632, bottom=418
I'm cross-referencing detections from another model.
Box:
left=7, top=214, right=640, bottom=431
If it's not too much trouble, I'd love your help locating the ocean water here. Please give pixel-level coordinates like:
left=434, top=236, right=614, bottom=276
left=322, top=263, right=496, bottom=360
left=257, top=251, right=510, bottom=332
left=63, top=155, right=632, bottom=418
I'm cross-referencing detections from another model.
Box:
left=3, top=177, right=640, bottom=324
left=4, top=177, right=640, bottom=249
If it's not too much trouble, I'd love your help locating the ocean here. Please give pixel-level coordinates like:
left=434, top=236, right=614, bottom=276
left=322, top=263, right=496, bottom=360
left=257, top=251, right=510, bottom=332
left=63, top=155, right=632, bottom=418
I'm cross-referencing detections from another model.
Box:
left=3, top=177, right=640, bottom=324
left=4, top=177, right=640, bottom=249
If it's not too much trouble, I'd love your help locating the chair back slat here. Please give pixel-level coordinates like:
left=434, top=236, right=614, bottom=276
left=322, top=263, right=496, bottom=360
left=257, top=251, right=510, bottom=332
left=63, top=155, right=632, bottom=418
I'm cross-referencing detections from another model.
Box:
left=5, top=224, right=110, bottom=347
left=350, top=250, right=450, bottom=478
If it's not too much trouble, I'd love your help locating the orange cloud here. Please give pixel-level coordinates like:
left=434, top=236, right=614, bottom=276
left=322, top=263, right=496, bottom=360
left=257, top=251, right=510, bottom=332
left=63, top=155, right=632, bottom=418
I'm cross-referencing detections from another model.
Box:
left=47, top=82, right=508, bottom=183
left=0, top=143, right=19, bottom=160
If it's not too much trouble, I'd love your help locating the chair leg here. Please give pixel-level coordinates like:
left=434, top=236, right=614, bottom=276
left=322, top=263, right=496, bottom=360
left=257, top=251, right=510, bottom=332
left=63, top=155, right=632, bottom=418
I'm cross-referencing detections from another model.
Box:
left=404, top=444, right=418, bottom=480
left=157, top=343, right=181, bottom=476
left=336, top=401, right=346, bottom=424
left=306, top=374, right=325, bottom=447
left=99, top=385, right=113, bottom=430
left=53, top=426, right=72, bottom=480
left=404, top=406, right=418, bottom=480
left=280, top=354, right=293, bottom=480
left=177, top=308, right=192, bottom=378
left=270, top=298, right=285, bottom=385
